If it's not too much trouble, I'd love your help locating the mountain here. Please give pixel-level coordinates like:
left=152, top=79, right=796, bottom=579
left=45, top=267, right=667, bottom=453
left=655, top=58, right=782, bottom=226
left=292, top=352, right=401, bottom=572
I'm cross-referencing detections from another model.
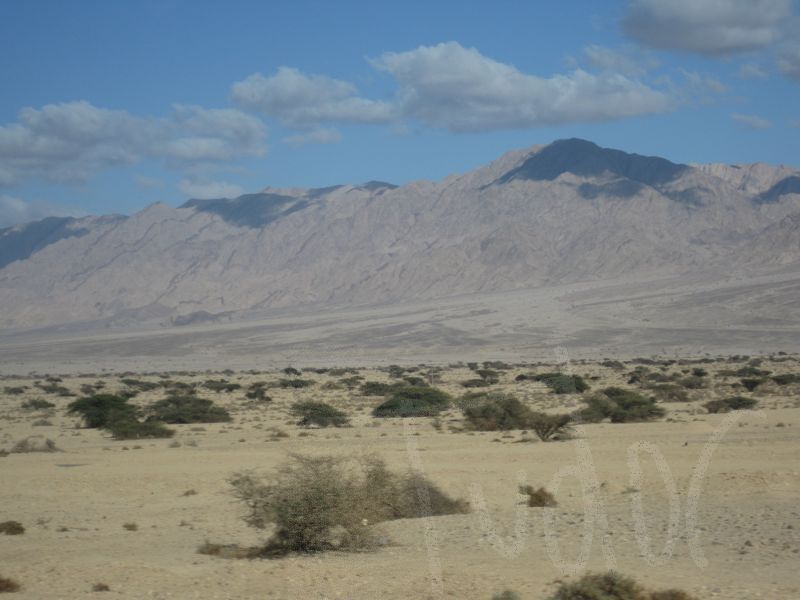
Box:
left=1, top=138, right=799, bottom=366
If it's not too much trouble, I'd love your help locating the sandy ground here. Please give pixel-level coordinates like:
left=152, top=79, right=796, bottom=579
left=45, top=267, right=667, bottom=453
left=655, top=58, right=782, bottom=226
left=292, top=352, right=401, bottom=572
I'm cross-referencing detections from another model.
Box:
left=1, top=271, right=799, bottom=376
left=1, top=359, right=799, bottom=599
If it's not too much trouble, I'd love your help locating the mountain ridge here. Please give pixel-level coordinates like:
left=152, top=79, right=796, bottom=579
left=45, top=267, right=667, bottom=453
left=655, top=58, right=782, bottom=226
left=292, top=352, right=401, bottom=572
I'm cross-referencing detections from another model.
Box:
left=1, top=138, right=799, bottom=338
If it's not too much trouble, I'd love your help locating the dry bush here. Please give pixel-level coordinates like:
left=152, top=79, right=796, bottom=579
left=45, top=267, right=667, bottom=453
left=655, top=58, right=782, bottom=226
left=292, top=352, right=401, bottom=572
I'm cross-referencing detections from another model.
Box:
left=91, top=583, right=111, bottom=592
left=228, top=454, right=468, bottom=555
left=529, top=412, right=573, bottom=441
left=0, top=575, right=21, bottom=593
left=549, top=571, right=646, bottom=599
left=0, top=521, right=24, bottom=535
left=10, top=437, right=59, bottom=453
left=519, top=485, right=557, bottom=507
left=549, top=571, right=697, bottom=600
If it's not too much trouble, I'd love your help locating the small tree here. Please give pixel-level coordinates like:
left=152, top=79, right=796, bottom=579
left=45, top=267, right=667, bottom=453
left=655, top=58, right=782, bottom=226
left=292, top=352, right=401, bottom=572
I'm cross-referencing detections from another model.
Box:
left=146, top=395, right=231, bottom=424
left=290, top=401, right=349, bottom=428
left=703, top=396, right=758, bottom=413
left=463, top=395, right=532, bottom=430
left=373, top=386, right=451, bottom=417
left=67, top=394, right=135, bottom=428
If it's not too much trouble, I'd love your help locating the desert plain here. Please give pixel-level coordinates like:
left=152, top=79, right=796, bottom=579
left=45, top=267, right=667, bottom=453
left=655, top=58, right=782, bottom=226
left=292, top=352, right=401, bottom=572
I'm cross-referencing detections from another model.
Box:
left=1, top=356, right=799, bottom=599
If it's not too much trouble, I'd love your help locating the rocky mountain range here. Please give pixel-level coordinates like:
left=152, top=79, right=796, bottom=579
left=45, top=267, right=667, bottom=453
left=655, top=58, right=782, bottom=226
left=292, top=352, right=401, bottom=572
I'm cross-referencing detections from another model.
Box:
left=1, top=138, right=798, bottom=361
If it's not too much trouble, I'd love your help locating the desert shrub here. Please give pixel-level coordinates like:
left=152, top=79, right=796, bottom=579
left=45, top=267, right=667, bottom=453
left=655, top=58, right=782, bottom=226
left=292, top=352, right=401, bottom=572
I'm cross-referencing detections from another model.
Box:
left=578, top=388, right=664, bottom=423
left=529, top=412, right=573, bottom=441
left=534, top=373, right=590, bottom=394
left=691, top=368, right=708, bottom=377
left=601, top=360, right=624, bottom=370
left=91, top=582, right=111, bottom=592
left=105, top=418, right=174, bottom=440
left=283, top=367, right=301, bottom=376
left=519, top=485, right=556, bottom=507
left=67, top=394, right=135, bottom=428
left=549, top=571, right=645, bottom=600
left=771, top=373, right=799, bottom=385
left=10, top=437, right=59, bottom=453
left=647, top=384, right=689, bottom=402
left=245, top=383, right=271, bottom=401
left=677, top=376, right=705, bottom=389
left=703, top=396, right=758, bottom=413
left=402, top=376, right=428, bottom=386
left=463, top=395, right=532, bottom=431
left=475, top=369, right=499, bottom=382
left=735, top=366, right=771, bottom=377
left=31, top=419, right=52, bottom=427
left=492, top=592, right=521, bottom=600
left=359, top=381, right=405, bottom=396
left=0, top=575, right=21, bottom=593
left=203, top=379, right=241, bottom=393
left=740, top=378, right=765, bottom=392
left=0, top=521, right=24, bottom=535
left=373, top=386, right=451, bottom=417
left=649, top=591, right=698, bottom=600
left=20, top=398, right=54, bottom=410
left=120, top=378, right=160, bottom=392
left=145, top=395, right=231, bottom=423
left=276, top=378, right=314, bottom=388
left=3, top=386, right=26, bottom=395
left=35, top=382, right=74, bottom=396
left=290, top=401, right=349, bottom=428
left=461, top=378, right=492, bottom=388
left=228, top=454, right=468, bottom=554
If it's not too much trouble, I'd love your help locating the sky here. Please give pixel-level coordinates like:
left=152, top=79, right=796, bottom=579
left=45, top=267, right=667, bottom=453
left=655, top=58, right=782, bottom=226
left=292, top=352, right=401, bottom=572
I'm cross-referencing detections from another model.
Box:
left=0, top=0, right=798, bottom=227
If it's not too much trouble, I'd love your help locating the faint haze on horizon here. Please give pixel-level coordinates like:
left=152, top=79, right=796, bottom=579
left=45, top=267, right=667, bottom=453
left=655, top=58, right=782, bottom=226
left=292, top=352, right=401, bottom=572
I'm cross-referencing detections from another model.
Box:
left=0, top=0, right=798, bottom=227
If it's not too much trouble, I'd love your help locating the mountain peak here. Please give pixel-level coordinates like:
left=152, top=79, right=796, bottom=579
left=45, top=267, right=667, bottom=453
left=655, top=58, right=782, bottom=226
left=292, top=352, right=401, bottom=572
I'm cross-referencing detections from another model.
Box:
left=496, top=138, right=689, bottom=189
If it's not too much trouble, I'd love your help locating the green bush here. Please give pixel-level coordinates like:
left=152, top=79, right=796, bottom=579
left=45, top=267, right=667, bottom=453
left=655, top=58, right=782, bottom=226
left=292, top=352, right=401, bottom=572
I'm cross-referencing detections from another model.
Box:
left=120, top=378, right=160, bottom=392
left=374, top=386, right=451, bottom=417
left=245, top=383, right=271, bottom=401
left=203, top=379, right=241, bottom=393
left=146, top=395, right=231, bottom=424
left=228, top=454, right=468, bottom=554
left=21, top=398, right=55, bottom=410
left=277, top=378, right=315, bottom=389
left=533, top=373, right=590, bottom=394
left=703, top=396, right=758, bottom=413
left=290, top=401, right=349, bottom=428
left=67, top=394, right=135, bottom=428
left=646, top=384, right=689, bottom=402
left=771, top=373, right=799, bottom=385
left=735, top=366, right=771, bottom=377
left=105, top=418, right=175, bottom=440
left=578, top=388, right=664, bottom=423
left=463, top=395, right=532, bottom=431
left=359, top=381, right=405, bottom=396
left=3, top=386, right=26, bottom=395
left=461, top=378, right=492, bottom=388
left=740, top=378, right=765, bottom=392
left=677, top=376, right=705, bottom=389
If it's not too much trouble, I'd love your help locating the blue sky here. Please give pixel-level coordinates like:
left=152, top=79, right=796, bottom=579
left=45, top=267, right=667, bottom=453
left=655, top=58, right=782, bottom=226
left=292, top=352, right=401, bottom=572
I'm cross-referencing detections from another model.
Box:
left=1, top=0, right=798, bottom=226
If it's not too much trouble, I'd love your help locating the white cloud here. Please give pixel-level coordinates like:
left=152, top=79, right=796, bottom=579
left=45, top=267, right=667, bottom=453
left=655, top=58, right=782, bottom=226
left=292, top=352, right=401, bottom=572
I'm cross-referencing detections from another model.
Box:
left=737, top=62, right=768, bottom=79
left=583, top=45, right=658, bottom=76
left=178, top=178, right=244, bottom=199
left=0, top=194, right=83, bottom=228
left=0, top=101, right=267, bottom=186
left=369, top=42, right=672, bottom=132
left=622, top=0, right=792, bottom=55
left=282, top=128, right=343, bottom=147
left=731, top=112, right=772, bottom=128
left=778, top=44, right=800, bottom=81
left=231, top=67, right=394, bottom=127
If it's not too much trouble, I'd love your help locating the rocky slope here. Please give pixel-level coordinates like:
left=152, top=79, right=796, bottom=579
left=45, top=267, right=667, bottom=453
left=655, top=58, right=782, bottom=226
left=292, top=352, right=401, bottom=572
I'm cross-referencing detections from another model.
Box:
left=1, top=138, right=799, bottom=332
